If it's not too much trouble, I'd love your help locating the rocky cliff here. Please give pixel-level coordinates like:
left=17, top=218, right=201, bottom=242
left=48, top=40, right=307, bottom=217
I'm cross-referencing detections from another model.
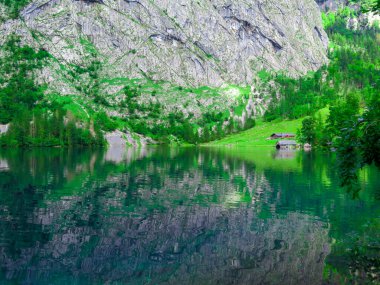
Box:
left=1, top=0, right=328, bottom=89
left=0, top=0, right=330, bottom=144
left=316, top=0, right=348, bottom=11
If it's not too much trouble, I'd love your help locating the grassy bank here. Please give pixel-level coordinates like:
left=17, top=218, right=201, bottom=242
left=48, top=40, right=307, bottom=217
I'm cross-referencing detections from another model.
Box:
left=205, top=118, right=303, bottom=147
left=206, top=108, right=329, bottom=147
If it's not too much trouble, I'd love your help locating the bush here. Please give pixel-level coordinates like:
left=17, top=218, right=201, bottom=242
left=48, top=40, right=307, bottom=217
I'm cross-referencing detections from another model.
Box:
left=94, top=112, right=117, bottom=132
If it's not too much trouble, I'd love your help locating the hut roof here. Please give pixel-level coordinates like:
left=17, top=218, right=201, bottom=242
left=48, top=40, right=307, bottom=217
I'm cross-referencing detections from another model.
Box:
left=271, top=133, right=295, bottom=137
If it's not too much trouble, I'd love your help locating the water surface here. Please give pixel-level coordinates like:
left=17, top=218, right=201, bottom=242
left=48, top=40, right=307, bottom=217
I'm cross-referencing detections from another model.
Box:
left=0, top=147, right=379, bottom=284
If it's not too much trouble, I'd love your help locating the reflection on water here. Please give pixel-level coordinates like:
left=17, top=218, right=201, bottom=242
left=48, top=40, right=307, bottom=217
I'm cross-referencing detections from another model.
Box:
left=273, top=149, right=297, bottom=160
left=0, top=147, right=379, bottom=285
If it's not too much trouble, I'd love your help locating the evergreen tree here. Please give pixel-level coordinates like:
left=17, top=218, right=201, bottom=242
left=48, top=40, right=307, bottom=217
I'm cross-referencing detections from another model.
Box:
left=299, top=117, right=317, bottom=145
left=202, top=127, right=211, bottom=143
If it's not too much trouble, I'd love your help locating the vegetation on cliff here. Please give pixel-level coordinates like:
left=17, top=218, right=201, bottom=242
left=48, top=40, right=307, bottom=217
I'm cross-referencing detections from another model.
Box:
left=0, top=0, right=30, bottom=19
left=0, top=36, right=104, bottom=147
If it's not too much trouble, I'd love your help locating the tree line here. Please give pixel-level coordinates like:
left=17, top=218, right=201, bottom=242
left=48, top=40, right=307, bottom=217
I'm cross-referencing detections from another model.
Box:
left=295, top=6, right=380, bottom=194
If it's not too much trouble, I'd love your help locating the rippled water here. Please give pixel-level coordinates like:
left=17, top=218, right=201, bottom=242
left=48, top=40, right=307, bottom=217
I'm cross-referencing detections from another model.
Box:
left=0, top=147, right=379, bottom=285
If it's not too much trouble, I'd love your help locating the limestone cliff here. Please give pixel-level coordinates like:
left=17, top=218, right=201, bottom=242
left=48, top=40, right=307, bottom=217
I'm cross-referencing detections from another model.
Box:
left=1, top=0, right=328, bottom=89
left=0, top=0, right=330, bottom=143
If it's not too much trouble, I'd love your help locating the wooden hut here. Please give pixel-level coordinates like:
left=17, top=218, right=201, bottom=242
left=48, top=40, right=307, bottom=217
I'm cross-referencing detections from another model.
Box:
left=276, top=140, right=298, bottom=150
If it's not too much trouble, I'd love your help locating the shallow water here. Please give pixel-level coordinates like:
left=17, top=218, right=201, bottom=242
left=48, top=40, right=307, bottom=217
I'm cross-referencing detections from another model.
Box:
left=0, top=147, right=379, bottom=284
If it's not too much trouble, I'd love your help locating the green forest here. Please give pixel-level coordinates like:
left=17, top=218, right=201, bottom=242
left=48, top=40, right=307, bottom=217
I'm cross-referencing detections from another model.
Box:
left=293, top=7, right=380, bottom=192
left=263, top=6, right=379, bottom=174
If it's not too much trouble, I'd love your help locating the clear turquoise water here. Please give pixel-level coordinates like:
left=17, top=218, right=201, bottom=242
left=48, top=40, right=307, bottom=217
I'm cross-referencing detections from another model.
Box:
left=0, top=147, right=379, bottom=284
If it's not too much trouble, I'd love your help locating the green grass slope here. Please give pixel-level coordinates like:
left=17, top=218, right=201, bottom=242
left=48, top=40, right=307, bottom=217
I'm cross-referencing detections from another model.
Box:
left=205, top=118, right=303, bottom=147
left=206, top=108, right=329, bottom=147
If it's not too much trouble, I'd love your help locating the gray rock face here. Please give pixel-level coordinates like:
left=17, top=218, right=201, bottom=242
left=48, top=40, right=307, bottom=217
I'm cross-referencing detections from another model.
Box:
left=105, top=130, right=155, bottom=148
left=1, top=0, right=328, bottom=88
left=316, top=0, right=348, bottom=11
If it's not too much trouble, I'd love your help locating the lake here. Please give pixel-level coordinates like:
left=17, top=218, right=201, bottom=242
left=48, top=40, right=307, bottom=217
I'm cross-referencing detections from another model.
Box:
left=0, top=147, right=379, bottom=284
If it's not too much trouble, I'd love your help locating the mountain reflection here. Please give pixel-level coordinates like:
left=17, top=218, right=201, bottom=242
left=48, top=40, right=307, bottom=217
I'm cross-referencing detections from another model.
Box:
left=0, top=147, right=378, bottom=284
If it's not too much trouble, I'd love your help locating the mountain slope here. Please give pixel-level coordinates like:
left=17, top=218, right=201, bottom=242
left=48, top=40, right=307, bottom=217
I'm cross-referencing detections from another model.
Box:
left=0, top=0, right=329, bottom=145
left=1, top=0, right=328, bottom=89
